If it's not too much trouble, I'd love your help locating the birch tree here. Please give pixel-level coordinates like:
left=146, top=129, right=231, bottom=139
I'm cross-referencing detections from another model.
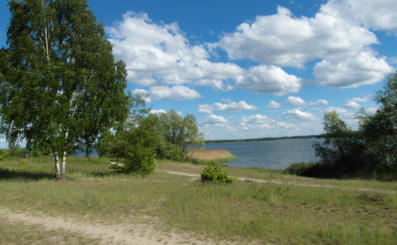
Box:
left=0, top=0, right=128, bottom=180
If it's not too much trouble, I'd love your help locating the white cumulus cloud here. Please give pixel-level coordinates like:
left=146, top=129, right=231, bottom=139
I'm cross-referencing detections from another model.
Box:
left=150, top=109, right=167, bottom=114
left=268, top=100, right=281, bottom=109
left=283, top=109, right=316, bottom=121
left=287, top=96, right=305, bottom=106
left=217, top=4, right=392, bottom=89
left=345, top=100, right=360, bottom=109
left=236, top=65, right=302, bottom=95
left=201, top=115, right=228, bottom=127
left=150, top=85, right=201, bottom=101
left=240, top=114, right=275, bottom=130
left=307, top=99, right=329, bottom=106
left=107, top=12, right=242, bottom=89
left=326, top=0, right=397, bottom=34
left=197, top=101, right=258, bottom=114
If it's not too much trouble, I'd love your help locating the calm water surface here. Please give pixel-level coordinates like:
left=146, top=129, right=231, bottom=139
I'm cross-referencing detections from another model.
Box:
left=205, top=138, right=322, bottom=170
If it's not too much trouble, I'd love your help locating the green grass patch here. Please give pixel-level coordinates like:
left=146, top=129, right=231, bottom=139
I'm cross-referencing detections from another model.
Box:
left=0, top=157, right=396, bottom=244
left=0, top=218, right=99, bottom=244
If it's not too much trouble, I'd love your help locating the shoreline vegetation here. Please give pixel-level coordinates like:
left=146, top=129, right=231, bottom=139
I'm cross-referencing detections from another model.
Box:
left=187, top=149, right=237, bottom=165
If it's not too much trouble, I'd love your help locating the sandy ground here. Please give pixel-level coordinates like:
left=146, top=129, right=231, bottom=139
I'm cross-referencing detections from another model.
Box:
left=165, top=170, right=397, bottom=195
left=0, top=208, right=229, bottom=245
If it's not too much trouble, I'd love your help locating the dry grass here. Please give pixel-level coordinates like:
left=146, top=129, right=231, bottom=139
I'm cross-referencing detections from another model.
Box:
left=187, top=149, right=233, bottom=161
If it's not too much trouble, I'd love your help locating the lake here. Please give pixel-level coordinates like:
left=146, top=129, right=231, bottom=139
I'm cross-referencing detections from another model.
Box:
left=205, top=138, right=322, bottom=170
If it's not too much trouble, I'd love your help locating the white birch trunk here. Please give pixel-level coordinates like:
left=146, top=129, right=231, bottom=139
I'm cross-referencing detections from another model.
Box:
left=61, top=150, right=66, bottom=180
left=60, top=130, right=69, bottom=180
left=54, top=153, right=61, bottom=180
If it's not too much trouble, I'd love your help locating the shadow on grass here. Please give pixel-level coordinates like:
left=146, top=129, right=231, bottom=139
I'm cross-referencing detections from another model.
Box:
left=0, top=168, right=54, bottom=181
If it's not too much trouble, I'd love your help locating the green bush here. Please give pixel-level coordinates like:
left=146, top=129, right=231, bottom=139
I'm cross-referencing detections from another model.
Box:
left=123, top=146, right=156, bottom=175
left=0, top=150, right=8, bottom=161
left=201, top=165, right=234, bottom=183
left=156, top=142, right=185, bottom=161
left=106, top=116, right=159, bottom=175
left=284, top=162, right=315, bottom=175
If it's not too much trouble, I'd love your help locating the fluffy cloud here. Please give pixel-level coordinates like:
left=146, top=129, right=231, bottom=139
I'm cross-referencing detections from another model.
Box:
left=268, top=100, right=281, bottom=109
left=107, top=12, right=242, bottom=89
left=287, top=96, right=305, bottom=106
left=345, top=100, right=360, bottom=109
left=287, top=97, right=328, bottom=107
left=326, top=107, right=354, bottom=118
left=277, top=122, right=293, bottom=129
left=197, top=104, right=214, bottom=114
left=201, top=115, right=228, bottom=127
left=198, top=101, right=258, bottom=114
left=314, top=51, right=393, bottom=88
left=213, top=101, right=258, bottom=112
left=149, top=109, right=167, bottom=114
left=307, top=99, right=329, bottom=106
left=327, top=0, right=397, bottom=34
left=236, top=65, right=302, bottom=95
left=217, top=4, right=392, bottom=88
left=150, top=85, right=201, bottom=100
left=283, top=109, right=316, bottom=121
left=240, top=114, right=275, bottom=130
left=351, top=96, right=370, bottom=103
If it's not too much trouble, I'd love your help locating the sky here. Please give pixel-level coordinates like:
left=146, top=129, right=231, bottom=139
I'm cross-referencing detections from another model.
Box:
left=1, top=0, right=397, bottom=141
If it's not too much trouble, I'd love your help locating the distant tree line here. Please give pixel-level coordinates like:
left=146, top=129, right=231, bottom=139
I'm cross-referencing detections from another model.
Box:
left=287, top=73, right=397, bottom=180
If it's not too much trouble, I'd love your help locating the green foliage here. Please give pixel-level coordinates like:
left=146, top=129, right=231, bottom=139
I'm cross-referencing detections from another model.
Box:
left=156, top=142, right=185, bottom=161
left=0, top=150, right=8, bottom=161
left=154, top=110, right=204, bottom=160
left=105, top=116, right=159, bottom=175
left=201, top=164, right=234, bottom=183
left=284, top=162, right=315, bottom=175
left=299, top=73, right=397, bottom=179
left=0, top=0, right=128, bottom=179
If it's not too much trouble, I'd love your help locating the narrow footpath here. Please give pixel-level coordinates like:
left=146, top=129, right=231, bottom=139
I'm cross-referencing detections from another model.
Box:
left=0, top=208, right=227, bottom=245
left=164, top=170, right=397, bottom=195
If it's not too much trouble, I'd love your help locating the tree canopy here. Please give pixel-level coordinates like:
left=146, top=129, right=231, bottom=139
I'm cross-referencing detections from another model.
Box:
left=0, top=0, right=128, bottom=180
left=296, top=72, right=397, bottom=179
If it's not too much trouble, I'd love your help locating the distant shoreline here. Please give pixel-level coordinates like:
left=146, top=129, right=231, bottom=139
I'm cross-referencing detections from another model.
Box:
left=205, top=134, right=322, bottom=144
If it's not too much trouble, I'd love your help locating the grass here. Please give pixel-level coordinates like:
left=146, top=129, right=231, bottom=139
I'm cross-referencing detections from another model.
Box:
left=0, top=217, right=99, bottom=245
left=187, top=149, right=236, bottom=165
left=0, top=156, right=397, bottom=244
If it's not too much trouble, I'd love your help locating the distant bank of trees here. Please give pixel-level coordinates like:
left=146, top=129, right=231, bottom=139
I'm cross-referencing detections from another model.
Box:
left=287, top=73, right=397, bottom=180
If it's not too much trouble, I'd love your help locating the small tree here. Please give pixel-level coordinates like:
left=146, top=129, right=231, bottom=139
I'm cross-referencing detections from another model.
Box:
left=155, top=110, right=203, bottom=160
left=105, top=115, right=159, bottom=175
left=0, top=0, right=128, bottom=180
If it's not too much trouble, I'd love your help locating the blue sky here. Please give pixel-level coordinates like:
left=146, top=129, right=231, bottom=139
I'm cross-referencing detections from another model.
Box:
left=1, top=0, right=397, bottom=141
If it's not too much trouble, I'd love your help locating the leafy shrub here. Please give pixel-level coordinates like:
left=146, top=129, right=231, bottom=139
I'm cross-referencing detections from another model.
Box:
left=0, top=150, right=8, bottom=161
left=156, top=142, right=185, bottom=161
left=106, top=116, right=158, bottom=175
left=7, top=147, right=29, bottom=158
left=201, top=165, right=234, bottom=183
left=284, top=162, right=315, bottom=175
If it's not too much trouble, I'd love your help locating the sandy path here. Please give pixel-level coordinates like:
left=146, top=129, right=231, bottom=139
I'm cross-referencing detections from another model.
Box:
left=164, top=170, right=397, bottom=195
left=0, top=208, right=219, bottom=245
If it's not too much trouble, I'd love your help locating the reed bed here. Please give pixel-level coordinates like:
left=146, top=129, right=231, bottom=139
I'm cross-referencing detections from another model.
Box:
left=187, top=149, right=236, bottom=165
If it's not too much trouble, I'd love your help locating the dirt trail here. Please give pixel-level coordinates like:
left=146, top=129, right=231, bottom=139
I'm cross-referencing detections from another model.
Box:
left=165, top=170, right=397, bottom=195
left=0, top=208, right=222, bottom=245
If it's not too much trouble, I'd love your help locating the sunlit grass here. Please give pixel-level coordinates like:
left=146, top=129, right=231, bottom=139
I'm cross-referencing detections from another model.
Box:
left=0, top=157, right=396, bottom=244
